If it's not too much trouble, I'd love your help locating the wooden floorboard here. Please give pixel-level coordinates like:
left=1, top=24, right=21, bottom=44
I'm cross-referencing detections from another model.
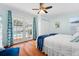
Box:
left=12, top=40, right=47, bottom=56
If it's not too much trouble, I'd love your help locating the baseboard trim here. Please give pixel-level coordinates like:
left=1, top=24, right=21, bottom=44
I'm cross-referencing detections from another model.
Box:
left=12, top=39, right=35, bottom=46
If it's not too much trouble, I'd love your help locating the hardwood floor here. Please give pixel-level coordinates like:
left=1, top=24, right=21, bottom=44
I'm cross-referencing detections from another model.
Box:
left=12, top=40, right=47, bottom=56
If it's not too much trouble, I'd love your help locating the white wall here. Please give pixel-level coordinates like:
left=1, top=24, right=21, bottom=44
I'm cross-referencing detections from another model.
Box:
left=37, top=15, right=51, bottom=36
left=49, top=12, right=79, bottom=35
left=37, top=11, right=79, bottom=35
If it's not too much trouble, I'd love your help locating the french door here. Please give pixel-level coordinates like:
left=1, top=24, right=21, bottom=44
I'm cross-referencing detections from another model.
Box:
left=13, top=19, right=32, bottom=44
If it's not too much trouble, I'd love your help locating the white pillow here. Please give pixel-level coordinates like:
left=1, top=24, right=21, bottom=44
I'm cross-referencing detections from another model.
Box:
left=73, top=32, right=79, bottom=39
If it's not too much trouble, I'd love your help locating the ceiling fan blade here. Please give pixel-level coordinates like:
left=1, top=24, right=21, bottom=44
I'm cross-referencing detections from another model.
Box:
left=32, top=9, right=39, bottom=10
left=45, top=6, right=52, bottom=9
left=43, top=10, right=48, bottom=13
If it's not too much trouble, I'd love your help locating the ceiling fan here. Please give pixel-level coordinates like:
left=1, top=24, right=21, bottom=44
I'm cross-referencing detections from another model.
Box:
left=32, top=3, right=52, bottom=14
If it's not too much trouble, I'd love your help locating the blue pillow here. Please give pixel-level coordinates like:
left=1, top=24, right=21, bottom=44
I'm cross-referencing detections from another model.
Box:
left=0, top=47, right=19, bottom=56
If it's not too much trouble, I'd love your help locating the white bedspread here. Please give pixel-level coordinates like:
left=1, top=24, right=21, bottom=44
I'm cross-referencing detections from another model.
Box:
left=42, top=34, right=79, bottom=56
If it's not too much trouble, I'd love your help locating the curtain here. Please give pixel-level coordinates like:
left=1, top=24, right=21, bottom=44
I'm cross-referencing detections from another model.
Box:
left=32, top=17, right=37, bottom=40
left=7, top=10, right=13, bottom=47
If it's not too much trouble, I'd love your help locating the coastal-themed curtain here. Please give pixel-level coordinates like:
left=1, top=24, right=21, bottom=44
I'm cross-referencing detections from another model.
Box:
left=32, top=17, right=37, bottom=40
left=7, top=10, right=13, bottom=47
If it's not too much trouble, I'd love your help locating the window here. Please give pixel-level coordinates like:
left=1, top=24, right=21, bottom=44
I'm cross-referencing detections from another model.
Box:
left=13, top=19, right=23, bottom=40
left=13, top=15, right=32, bottom=44
left=13, top=17, right=32, bottom=39
left=25, top=24, right=32, bottom=39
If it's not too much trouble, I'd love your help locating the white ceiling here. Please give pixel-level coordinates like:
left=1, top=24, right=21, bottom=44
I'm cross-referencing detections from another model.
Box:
left=4, top=3, right=79, bottom=16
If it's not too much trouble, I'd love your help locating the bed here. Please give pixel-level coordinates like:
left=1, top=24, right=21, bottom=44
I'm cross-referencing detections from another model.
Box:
left=37, top=33, right=57, bottom=50
left=37, top=34, right=79, bottom=56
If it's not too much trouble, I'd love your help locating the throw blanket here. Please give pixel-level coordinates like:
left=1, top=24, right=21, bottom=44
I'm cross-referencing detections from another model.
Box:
left=37, top=33, right=57, bottom=51
left=0, top=47, right=19, bottom=56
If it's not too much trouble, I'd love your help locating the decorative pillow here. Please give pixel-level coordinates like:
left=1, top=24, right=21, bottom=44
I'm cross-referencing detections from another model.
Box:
left=71, top=32, right=79, bottom=42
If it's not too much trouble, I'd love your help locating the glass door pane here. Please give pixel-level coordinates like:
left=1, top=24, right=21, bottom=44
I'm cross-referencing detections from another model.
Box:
left=13, top=26, right=23, bottom=40
left=25, top=24, right=32, bottom=39
left=13, top=16, right=32, bottom=44
left=13, top=17, right=24, bottom=44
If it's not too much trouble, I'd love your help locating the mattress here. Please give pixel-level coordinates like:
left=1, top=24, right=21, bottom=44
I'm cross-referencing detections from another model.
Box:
left=42, top=34, right=79, bottom=56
